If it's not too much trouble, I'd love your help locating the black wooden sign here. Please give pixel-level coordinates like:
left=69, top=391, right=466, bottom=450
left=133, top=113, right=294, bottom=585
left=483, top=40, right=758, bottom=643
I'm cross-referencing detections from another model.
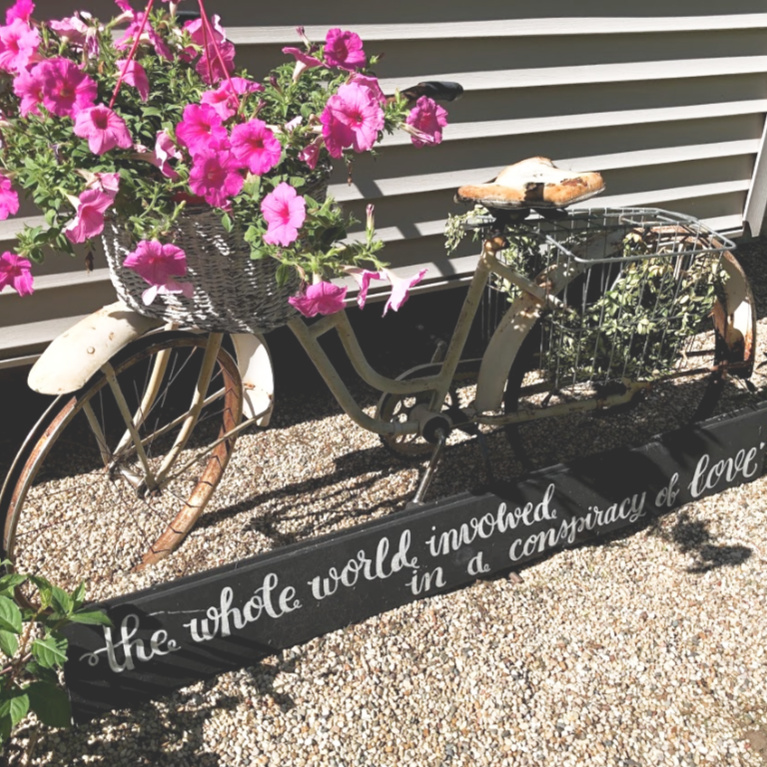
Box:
left=63, top=402, right=767, bottom=723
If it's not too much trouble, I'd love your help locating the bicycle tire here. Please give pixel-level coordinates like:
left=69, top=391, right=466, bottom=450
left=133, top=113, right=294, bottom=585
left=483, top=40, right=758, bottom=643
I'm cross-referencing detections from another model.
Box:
left=1, top=330, right=243, bottom=603
left=503, top=302, right=728, bottom=472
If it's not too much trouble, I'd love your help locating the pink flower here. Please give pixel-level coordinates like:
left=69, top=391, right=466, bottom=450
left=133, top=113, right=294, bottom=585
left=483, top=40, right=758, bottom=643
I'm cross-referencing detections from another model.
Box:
left=183, top=18, right=236, bottom=84
left=282, top=46, right=323, bottom=81
left=0, top=18, right=40, bottom=73
left=323, top=29, right=366, bottom=70
left=115, top=4, right=171, bottom=60
left=123, top=240, right=193, bottom=306
left=49, top=13, right=98, bottom=57
left=320, top=83, right=384, bottom=158
left=261, top=182, right=306, bottom=247
left=12, top=65, right=43, bottom=116
left=73, top=105, right=133, bottom=155
left=175, top=103, right=228, bottom=156
left=115, top=59, right=149, bottom=101
left=348, top=268, right=384, bottom=309
left=282, top=47, right=323, bottom=69
left=188, top=148, right=244, bottom=208
left=298, top=136, right=323, bottom=170
left=288, top=281, right=347, bottom=317
left=0, top=174, right=19, bottom=220
left=35, top=57, right=97, bottom=118
left=383, top=268, right=427, bottom=315
left=88, top=171, right=120, bottom=195
left=230, top=119, right=281, bottom=175
left=348, top=73, right=387, bottom=106
left=5, top=0, right=34, bottom=25
left=0, top=251, right=33, bottom=296
left=154, top=130, right=181, bottom=179
left=64, top=186, right=117, bottom=243
left=201, top=77, right=262, bottom=120
left=405, top=96, right=448, bottom=148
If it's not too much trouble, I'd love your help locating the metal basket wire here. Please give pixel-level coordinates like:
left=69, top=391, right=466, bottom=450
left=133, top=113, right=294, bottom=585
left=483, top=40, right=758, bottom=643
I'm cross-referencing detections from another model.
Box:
left=493, top=207, right=733, bottom=385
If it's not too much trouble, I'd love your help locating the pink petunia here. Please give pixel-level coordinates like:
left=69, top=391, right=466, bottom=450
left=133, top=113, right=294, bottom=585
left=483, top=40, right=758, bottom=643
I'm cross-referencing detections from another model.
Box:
left=115, top=59, right=149, bottom=101
left=261, top=182, right=306, bottom=247
left=196, top=39, right=235, bottom=85
left=288, top=281, right=347, bottom=317
left=188, top=148, right=244, bottom=208
left=175, top=103, right=228, bottom=156
left=73, top=105, right=133, bottom=155
left=0, top=174, right=19, bottom=220
left=12, top=65, right=43, bottom=116
left=0, top=18, right=40, bottom=73
left=183, top=17, right=235, bottom=84
left=123, top=240, right=193, bottom=305
left=153, top=130, right=181, bottom=179
left=405, top=96, right=448, bottom=148
left=35, top=57, right=97, bottom=118
left=115, top=5, right=171, bottom=60
left=347, top=268, right=384, bottom=309
left=64, top=186, right=117, bottom=243
left=282, top=46, right=323, bottom=81
left=201, top=76, right=262, bottom=120
left=49, top=13, right=99, bottom=57
left=382, top=268, right=427, bottom=315
left=0, top=251, right=33, bottom=296
left=298, top=136, right=323, bottom=171
left=320, top=83, right=384, bottom=158
left=230, top=119, right=281, bottom=175
left=348, top=73, right=387, bottom=106
left=5, top=0, right=34, bottom=25
left=282, top=47, right=323, bottom=70
left=323, top=29, right=366, bottom=70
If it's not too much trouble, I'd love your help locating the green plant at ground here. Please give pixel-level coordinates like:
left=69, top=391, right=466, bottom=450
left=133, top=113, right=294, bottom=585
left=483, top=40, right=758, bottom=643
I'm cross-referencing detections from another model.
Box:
left=0, top=564, right=110, bottom=745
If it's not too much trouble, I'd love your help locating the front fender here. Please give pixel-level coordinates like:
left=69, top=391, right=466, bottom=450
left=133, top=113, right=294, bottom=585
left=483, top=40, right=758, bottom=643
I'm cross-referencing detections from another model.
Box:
left=28, top=301, right=164, bottom=395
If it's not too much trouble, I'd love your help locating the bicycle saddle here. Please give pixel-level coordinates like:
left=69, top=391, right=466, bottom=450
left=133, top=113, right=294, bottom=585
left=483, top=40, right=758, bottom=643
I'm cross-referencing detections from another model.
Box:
left=455, top=156, right=605, bottom=210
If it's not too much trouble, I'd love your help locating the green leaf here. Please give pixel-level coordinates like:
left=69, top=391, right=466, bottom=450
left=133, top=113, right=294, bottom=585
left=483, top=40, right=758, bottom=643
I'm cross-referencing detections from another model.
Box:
left=0, top=690, right=29, bottom=728
left=50, top=586, right=74, bottom=617
left=0, top=573, right=26, bottom=599
left=68, top=609, right=111, bottom=627
left=31, top=635, right=68, bottom=669
left=27, top=682, right=71, bottom=729
left=24, top=661, right=58, bottom=685
left=0, top=629, right=18, bottom=658
left=71, top=582, right=87, bottom=609
left=0, top=596, right=22, bottom=634
left=220, top=212, right=233, bottom=233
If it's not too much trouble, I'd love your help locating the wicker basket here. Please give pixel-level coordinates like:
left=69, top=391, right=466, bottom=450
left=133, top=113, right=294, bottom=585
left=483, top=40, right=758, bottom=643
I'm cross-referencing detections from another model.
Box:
left=101, top=206, right=300, bottom=334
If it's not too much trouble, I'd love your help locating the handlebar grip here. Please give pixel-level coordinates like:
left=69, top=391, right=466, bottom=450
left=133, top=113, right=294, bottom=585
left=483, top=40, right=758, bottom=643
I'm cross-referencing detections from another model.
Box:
left=400, top=81, right=464, bottom=103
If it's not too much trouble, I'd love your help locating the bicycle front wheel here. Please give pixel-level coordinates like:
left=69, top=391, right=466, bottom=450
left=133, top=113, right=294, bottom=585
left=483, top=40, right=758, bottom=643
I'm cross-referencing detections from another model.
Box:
left=2, top=331, right=243, bottom=602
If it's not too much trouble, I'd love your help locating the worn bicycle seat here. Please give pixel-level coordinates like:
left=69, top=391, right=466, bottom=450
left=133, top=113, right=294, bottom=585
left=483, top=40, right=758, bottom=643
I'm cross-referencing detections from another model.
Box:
left=455, top=156, right=605, bottom=210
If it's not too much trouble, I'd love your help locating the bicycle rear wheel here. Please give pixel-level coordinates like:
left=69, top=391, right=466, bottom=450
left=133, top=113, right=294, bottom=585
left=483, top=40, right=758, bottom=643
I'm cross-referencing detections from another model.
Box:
left=1, top=331, right=243, bottom=602
left=503, top=303, right=728, bottom=471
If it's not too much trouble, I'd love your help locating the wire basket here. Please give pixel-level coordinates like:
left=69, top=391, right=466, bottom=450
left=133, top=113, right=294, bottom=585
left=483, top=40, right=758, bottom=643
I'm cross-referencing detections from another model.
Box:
left=494, top=208, right=734, bottom=385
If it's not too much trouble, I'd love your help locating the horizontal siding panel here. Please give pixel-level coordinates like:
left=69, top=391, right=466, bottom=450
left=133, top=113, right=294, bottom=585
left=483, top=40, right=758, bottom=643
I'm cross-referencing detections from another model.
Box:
left=376, top=57, right=767, bottom=94
left=230, top=15, right=767, bottom=44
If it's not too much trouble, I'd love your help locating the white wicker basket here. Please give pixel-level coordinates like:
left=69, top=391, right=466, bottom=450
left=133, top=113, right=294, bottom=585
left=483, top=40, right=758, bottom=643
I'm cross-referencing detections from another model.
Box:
left=101, top=206, right=298, bottom=334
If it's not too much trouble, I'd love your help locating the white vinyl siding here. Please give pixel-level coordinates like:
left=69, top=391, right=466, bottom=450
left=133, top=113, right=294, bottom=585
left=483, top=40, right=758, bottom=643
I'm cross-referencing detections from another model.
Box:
left=1, top=1, right=766, bottom=365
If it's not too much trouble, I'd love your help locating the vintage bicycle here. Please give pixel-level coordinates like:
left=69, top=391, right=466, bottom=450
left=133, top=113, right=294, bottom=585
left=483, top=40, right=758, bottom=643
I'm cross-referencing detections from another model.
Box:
left=0, top=139, right=756, bottom=602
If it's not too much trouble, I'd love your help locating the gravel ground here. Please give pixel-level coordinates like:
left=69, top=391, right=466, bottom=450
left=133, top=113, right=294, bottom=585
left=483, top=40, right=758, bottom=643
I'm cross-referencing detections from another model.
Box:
left=3, top=238, right=767, bottom=766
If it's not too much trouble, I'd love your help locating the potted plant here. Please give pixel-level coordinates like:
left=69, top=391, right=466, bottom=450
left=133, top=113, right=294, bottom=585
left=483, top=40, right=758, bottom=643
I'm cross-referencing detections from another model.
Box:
left=0, top=0, right=452, bottom=330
